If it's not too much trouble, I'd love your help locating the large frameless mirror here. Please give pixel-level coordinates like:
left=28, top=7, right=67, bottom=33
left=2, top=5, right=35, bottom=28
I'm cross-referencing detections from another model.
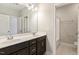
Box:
left=0, top=3, right=38, bottom=36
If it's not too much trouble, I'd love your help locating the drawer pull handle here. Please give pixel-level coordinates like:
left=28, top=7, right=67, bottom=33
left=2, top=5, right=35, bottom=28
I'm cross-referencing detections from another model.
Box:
left=32, top=49, right=36, bottom=52
left=0, top=52, right=5, bottom=54
left=42, top=42, right=44, bottom=46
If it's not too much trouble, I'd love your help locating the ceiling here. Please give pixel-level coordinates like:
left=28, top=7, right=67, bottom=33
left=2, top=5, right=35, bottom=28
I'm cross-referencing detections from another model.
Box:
left=0, top=3, right=71, bottom=11
left=55, top=3, right=71, bottom=8
left=0, top=3, right=38, bottom=11
left=0, top=3, right=26, bottom=11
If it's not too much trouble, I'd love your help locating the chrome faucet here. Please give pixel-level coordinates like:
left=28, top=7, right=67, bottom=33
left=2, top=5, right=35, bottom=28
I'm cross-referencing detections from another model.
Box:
left=7, top=31, right=13, bottom=40
left=32, top=32, right=37, bottom=35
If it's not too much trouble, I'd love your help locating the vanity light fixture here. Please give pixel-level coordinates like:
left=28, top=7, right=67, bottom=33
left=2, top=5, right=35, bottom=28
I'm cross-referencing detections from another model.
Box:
left=34, top=7, right=38, bottom=11
left=26, top=4, right=34, bottom=10
left=16, top=3, right=37, bottom=11
left=18, top=3, right=34, bottom=10
left=32, top=7, right=38, bottom=11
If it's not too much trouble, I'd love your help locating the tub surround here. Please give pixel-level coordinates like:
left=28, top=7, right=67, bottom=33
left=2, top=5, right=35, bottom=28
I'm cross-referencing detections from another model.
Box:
left=0, top=32, right=46, bottom=49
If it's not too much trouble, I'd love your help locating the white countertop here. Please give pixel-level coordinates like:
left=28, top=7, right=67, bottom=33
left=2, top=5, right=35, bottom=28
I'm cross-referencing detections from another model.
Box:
left=0, top=32, right=46, bottom=49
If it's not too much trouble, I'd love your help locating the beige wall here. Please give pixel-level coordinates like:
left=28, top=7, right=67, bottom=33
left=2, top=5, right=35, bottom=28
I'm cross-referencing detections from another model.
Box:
left=38, top=4, right=56, bottom=54
left=56, top=4, right=78, bottom=44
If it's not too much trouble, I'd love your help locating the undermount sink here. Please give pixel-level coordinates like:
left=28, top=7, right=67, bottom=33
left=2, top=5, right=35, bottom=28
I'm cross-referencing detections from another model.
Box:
left=0, top=35, right=32, bottom=43
left=0, top=38, right=7, bottom=43
left=0, top=38, right=22, bottom=44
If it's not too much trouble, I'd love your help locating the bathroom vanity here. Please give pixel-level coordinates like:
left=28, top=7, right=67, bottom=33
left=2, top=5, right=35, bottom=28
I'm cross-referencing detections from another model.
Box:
left=0, top=33, right=46, bottom=55
left=0, top=3, right=46, bottom=55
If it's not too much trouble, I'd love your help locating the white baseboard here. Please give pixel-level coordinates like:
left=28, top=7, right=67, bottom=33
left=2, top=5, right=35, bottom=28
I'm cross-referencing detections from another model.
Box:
left=45, top=51, right=53, bottom=55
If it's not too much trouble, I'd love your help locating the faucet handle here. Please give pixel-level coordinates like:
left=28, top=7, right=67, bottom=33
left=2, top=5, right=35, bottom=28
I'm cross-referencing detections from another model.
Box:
left=8, top=31, right=11, bottom=35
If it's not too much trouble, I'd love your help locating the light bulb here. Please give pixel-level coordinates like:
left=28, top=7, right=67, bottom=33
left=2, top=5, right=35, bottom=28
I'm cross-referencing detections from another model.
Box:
left=35, top=7, right=38, bottom=11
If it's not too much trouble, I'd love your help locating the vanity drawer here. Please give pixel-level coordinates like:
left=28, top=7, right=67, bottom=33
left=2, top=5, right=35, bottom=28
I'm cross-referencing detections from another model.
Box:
left=0, top=41, right=29, bottom=55
left=29, top=44, right=36, bottom=55
left=12, top=48, right=29, bottom=55
left=29, top=39, right=36, bottom=46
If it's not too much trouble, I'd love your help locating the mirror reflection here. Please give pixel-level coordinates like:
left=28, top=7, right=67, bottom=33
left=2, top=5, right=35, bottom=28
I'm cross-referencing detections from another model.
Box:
left=0, top=3, right=38, bottom=36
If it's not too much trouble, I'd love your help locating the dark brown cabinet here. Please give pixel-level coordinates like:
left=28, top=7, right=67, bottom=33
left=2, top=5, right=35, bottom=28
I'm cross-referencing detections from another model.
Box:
left=0, top=41, right=29, bottom=55
left=37, top=36, right=46, bottom=55
left=12, top=48, right=29, bottom=55
left=0, top=35, right=46, bottom=55
left=30, top=44, right=36, bottom=55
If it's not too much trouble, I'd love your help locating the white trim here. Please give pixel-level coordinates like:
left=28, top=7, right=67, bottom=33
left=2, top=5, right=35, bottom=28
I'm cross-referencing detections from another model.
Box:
left=52, top=4, right=56, bottom=54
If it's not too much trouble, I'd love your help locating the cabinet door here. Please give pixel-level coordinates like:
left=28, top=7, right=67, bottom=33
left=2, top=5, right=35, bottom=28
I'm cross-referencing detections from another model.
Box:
left=12, top=48, right=29, bottom=55
left=41, top=39, right=46, bottom=52
left=0, top=41, right=29, bottom=55
left=30, top=44, right=36, bottom=55
left=37, top=39, right=46, bottom=55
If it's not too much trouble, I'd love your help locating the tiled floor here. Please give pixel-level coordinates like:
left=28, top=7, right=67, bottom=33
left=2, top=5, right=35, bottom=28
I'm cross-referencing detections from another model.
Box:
left=56, top=42, right=77, bottom=55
